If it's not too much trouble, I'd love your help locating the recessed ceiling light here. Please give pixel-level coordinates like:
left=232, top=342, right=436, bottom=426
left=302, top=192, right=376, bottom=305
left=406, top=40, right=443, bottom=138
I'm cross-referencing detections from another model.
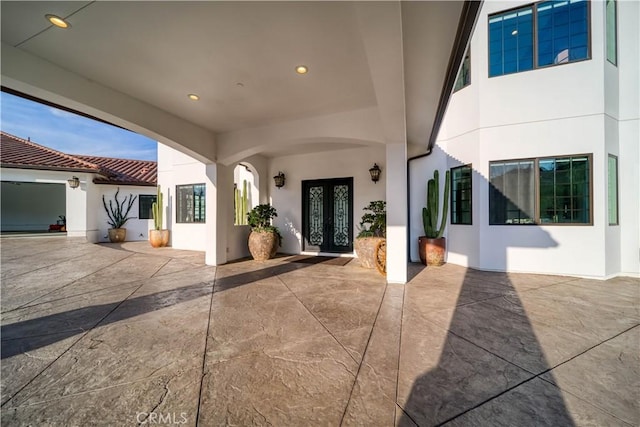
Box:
left=188, top=94, right=200, bottom=101
left=295, top=65, right=309, bottom=75
left=46, top=14, right=70, bottom=29
left=511, top=29, right=518, bottom=36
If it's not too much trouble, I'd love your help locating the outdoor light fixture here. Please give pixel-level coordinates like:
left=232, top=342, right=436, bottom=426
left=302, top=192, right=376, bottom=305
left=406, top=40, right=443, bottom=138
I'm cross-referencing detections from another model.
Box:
left=369, top=163, right=381, bottom=183
left=46, top=14, right=70, bottom=28
left=273, top=171, right=286, bottom=189
left=67, top=176, right=80, bottom=189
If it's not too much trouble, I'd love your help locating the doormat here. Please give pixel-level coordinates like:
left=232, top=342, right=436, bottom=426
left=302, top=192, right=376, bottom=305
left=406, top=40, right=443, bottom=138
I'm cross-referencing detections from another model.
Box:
left=288, top=255, right=352, bottom=266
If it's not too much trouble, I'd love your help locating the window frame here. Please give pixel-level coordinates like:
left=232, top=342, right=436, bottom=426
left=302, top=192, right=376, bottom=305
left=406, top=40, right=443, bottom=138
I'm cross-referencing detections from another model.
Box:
left=176, top=183, right=206, bottom=224
left=607, top=154, right=619, bottom=225
left=487, top=0, right=592, bottom=78
left=605, top=0, right=617, bottom=65
left=453, top=50, right=471, bottom=92
left=138, top=194, right=157, bottom=220
left=489, top=153, right=593, bottom=226
left=450, top=164, right=473, bottom=225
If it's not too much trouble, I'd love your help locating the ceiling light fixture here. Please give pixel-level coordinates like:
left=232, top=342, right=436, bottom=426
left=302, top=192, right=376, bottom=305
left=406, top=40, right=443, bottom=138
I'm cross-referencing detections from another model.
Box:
left=295, top=65, right=308, bottom=75
left=188, top=94, right=200, bottom=101
left=46, top=14, right=70, bottom=29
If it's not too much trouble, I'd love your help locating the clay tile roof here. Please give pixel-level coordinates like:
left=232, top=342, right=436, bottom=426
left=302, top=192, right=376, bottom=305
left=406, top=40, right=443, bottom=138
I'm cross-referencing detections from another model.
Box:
left=0, top=131, right=101, bottom=173
left=74, top=155, right=157, bottom=186
left=0, top=131, right=157, bottom=186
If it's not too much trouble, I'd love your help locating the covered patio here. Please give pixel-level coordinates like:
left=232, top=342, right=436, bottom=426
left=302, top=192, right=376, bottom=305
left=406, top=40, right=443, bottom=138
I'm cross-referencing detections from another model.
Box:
left=1, top=237, right=637, bottom=425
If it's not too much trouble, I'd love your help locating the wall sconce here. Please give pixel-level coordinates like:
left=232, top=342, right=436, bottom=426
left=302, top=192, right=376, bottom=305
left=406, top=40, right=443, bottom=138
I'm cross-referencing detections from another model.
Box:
left=369, top=163, right=381, bottom=184
left=273, top=171, right=286, bottom=189
left=67, top=176, right=80, bottom=189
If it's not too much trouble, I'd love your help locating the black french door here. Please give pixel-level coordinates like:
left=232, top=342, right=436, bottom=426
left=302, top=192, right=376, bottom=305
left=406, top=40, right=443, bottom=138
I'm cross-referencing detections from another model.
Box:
left=302, top=178, right=353, bottom=253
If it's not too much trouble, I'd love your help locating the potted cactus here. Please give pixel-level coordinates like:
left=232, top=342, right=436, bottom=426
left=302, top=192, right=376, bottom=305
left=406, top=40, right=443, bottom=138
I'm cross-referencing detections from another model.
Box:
left=419, top=170, right=450, bottom=266
left=102, top=188, right=137, bottom=243
left=149, top=186, right=170, bottom=248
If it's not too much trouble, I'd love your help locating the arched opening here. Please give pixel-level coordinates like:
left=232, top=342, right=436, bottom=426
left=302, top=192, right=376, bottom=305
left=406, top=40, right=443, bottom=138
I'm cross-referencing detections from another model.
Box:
left=233, top=162, right=259, bottom=225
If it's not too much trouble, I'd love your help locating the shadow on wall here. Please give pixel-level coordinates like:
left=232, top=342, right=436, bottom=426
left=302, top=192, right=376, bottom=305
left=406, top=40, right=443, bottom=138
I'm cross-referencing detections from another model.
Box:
left=400, top=150, right=574, bottom=425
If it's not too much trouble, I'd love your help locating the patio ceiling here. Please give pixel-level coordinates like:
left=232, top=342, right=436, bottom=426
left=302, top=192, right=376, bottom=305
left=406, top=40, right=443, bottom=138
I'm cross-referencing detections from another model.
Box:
left=1, top=1, right=474, bottom=164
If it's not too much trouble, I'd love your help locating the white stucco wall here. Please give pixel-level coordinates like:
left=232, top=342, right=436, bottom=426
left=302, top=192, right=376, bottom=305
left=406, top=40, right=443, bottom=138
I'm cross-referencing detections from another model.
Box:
left=416, top=0, right=639, bottom=278
left=269, top=146, right=386, bottom=255
left=95, top=185, right=157, bottom=243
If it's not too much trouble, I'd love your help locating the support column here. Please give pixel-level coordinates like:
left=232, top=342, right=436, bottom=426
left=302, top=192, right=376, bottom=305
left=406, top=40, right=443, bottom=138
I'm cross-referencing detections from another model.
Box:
left=386, top=143, right=408, bottom=284
left=205, top=163, right=221, bottom=266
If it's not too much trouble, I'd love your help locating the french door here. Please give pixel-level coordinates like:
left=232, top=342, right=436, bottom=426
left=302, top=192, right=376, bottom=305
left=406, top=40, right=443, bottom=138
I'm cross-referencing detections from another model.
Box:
left=302, top=178, right=353, bottom=253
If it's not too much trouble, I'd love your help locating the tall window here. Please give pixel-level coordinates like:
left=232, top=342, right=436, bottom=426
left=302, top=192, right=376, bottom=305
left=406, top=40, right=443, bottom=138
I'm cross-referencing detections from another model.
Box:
left=489, top=160, right=536, bottom=224
left=606, top=0, right=617, bottom=65
left=454, top=51, right=471, bottom=92
left=451, top=165, right=472, bottom=224
left=138, top=194, right=157, bottom=220
left=489, top=0, right=590, bottom=77
left=539, top=156, right=590, bottom=223
left=177, top=184, right=206, bottom=223
left=489, top=155, right=592, bottom=225
left=608, top=155, right=618, bottom=225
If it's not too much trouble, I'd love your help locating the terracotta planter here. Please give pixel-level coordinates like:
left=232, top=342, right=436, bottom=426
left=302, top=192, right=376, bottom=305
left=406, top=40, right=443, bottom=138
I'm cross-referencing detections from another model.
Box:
left=149, top=229, right=170, bottom=248
left=355, top=237, right=385, bottom=269
left=248, top=230, right=278, bottom=261
left=418, top=236, right=446, bottom=266
left=108, top=228, right=126, bottom=243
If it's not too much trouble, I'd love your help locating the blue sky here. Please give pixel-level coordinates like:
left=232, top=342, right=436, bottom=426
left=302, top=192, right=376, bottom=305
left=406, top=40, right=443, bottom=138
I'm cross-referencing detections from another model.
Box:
left=0, top=91, right=157, bottom=160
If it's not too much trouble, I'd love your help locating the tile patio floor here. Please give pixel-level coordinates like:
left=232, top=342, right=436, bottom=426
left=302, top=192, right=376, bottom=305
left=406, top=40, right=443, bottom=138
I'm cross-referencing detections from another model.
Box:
left=0, top=237, right=638, bottom=426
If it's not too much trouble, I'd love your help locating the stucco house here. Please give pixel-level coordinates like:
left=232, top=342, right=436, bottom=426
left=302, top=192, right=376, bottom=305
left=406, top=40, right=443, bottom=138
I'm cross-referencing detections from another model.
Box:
left=0, top=131, right=157, bottom=242
left=1, top=1, right=637, bottom=281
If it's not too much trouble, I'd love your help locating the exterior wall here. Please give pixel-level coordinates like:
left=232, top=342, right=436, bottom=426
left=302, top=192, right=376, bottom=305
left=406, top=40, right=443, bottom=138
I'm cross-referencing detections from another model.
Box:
left=0, top=180, right=65, bottom=231
left=415, top=0, right=639, bottom=278
left=269, top=146, right=386, bottom=255
left=95, top=185, right=157, bottom=243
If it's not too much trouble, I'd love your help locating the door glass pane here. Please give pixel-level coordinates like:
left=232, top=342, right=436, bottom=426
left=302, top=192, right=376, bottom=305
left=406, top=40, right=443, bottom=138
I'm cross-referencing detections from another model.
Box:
left=333, top=184, right=349, bottom=247
left=309, top=186, right=324, bottom=245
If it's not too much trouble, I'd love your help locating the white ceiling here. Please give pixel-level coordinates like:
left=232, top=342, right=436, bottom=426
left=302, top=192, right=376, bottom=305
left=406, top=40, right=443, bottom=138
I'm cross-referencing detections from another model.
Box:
left=1, top=1, right=470, bottom=162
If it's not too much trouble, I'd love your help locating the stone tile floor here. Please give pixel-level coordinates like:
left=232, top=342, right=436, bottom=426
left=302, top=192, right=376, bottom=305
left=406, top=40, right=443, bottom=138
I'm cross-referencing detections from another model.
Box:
left=0, top=237, right=638, bottom=426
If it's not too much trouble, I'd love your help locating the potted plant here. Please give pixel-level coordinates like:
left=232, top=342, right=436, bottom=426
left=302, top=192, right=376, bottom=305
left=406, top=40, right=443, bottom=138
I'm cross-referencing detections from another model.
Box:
left=149, top=185, right=170, bottom=248
left=102, top=188, right=137, bottom=243
left=419, top=169, right=450, bottom=266
left=247, top=204, right=282, bottom=261
left=354, top=200, right=386, bottom=269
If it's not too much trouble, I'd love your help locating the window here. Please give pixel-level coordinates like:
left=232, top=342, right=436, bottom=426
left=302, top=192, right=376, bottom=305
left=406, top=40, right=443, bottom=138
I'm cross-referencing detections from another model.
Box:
left=453, top=51, right=471, bottom=92
left=138, top=194, right=157, bottom=220
left=451, top=165, right=472, bottom=224
left=176, top=184, right=206, bottom=223
left=606, top=0, right=617, bottom=65
left=608, top=155, right=618, bottom=225
left=489, top=155, right=592, bottom=225
left=489, top=0, right=590, bottom=77
left=489, top=7, right=534, bottom=77
left=490, top=160, right=536, bottom=224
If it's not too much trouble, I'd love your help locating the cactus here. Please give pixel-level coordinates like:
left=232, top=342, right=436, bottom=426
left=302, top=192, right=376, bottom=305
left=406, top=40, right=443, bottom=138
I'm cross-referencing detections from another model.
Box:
left=234, top=180, right=250, bottom=225
left=422, top=170, right=450, bottom=239
left=152, top=185, right=163, bottom=230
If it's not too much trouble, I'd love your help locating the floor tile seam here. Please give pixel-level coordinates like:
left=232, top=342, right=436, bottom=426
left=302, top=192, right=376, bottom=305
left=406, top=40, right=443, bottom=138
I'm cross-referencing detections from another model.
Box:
left=194, top=265, right=218, bottom=427
left=274, top=274, right=364, bottom=366
left=0, top=252, right=137, bottom=314
left=339, top=283, right=389, bottom=426
left=0, top=248, right=96, bottom=277
left=394, top=403, right=420, bottom=427
left=0, top=276, right=150, bottom=409
left=394, top=282, right=406, bottom=420
left=478, top=296, right=640, bottom=341
left=149, top=256, right=187, bottom=279
left=1, top=283, right=143, bottom=314
left=537, top=374, right=637, bottom=426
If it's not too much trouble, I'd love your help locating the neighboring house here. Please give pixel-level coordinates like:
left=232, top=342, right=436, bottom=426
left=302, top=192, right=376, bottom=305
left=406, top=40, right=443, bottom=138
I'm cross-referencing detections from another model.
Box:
left=0, top=131, right=158, bottom=242
left=409, top=0, right=639, bottom=279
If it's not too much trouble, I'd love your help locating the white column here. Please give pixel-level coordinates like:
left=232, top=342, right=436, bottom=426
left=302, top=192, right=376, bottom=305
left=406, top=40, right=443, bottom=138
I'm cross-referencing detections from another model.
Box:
left=386, top=143, right=408, bottom=284
left=205, top=163, right=220, bottom=266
